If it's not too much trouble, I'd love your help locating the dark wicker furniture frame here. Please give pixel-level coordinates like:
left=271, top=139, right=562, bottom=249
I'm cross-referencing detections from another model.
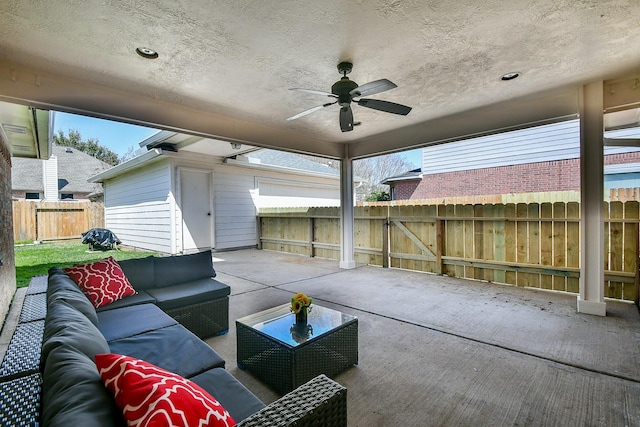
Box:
left=237, top=304, right=358, bottom=395
left=0, top=276, right=46, bottom=426
left=165, top=296, right=229, bottom=339
left=0, top=276, right=348, bottom=426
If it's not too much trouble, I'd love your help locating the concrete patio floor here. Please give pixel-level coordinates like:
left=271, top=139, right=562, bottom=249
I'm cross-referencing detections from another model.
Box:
left=207, top=249, right=640, bottom=426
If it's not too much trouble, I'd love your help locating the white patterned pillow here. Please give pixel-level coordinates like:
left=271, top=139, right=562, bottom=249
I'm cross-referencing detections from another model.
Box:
left=64, top=257, right=136, bottom=308
left=95, top=353, right=236, bottom=427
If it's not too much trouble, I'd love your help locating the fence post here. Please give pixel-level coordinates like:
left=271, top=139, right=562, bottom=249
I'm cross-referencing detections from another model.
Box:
left=256, top=215, right=262, bottom=249
left=382, top=217, right=389, bottom=268
left=308, top=216, right=315, bottom=257
left=436, top=205, right=444, bottom=275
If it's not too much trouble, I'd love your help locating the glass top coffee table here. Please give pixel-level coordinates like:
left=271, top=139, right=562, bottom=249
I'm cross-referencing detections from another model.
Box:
left=236, top=303, right=358, bottom=394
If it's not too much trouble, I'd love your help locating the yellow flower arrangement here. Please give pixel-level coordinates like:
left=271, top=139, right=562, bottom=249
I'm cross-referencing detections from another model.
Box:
left=290, top=292, right=313, bottom=314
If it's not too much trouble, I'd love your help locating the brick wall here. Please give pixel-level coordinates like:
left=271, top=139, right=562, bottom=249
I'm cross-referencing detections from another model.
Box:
left=393, top=180, right=420, bottom=200
left=0, top=134, right=15, bottom=325
left=392, top=153, right=640, bottom=200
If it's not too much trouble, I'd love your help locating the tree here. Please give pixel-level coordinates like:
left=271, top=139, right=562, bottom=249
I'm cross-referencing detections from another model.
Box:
left=298, top=152, right=414, bottom=201
left=366, top=190, right=391, bottom=202
left=119, top=146, right=139, bottom=163
left=53, top=129, right=120, bottom=166
left=354, top=154, right=413, bottom=201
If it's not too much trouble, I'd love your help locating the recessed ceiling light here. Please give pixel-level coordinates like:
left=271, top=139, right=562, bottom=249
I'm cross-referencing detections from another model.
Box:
left=136, top=47, right=158, bottom=59
left=500, top=72, right=520, bottom=81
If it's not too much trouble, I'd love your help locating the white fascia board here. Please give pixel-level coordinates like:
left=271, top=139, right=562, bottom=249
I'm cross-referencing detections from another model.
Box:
left=88, top=148, right=178, bottom=182
left=223, top=156, right=350, bottom=182
left=139, top=130, right=176, bottom=148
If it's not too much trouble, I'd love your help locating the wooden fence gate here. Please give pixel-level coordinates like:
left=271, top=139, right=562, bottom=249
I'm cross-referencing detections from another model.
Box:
left=258, top=202, right=640, bottom=303
left=13, top=200, right=104, bottom=242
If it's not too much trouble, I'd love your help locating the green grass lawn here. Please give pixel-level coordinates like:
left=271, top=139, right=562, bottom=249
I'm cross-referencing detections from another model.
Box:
left=15, top=241, right=158, bottom=288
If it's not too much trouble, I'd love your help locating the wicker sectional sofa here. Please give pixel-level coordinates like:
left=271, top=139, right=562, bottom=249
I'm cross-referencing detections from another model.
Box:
left=106, top=250, right=230, bottom=338
left=0, top=252, right=348, bottom=426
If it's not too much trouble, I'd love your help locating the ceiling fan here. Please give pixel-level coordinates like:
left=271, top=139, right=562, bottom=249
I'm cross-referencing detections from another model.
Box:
left=287, top=61, right=412, bottom=132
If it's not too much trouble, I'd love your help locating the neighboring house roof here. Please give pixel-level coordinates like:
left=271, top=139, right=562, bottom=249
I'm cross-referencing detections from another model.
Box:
left=11, top=144, right=111, bottom=194
left=381, top=168, right=422, bottom=185
left=246, top=150, right=340, bottom=177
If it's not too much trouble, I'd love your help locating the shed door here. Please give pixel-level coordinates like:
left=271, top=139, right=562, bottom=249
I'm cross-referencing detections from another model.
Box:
left=180, top=169, right=213, bottom=252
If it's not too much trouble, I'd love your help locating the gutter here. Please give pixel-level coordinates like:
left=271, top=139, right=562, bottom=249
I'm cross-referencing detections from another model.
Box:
left=88, top=148, right=171, bottom=182
left=223, top=156, right=347, bottom=181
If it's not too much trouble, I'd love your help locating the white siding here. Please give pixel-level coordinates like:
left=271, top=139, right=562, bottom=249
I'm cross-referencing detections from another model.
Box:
left=422, top=119, right=640, bottom=174
left=174, top=157, right=340, bottom=250
left=213, top=169, right=259, bottom=249
left=255, top=177, right=340, bottom=208
left=105, top=153, right=341, bottom=253
left=42, top=155, right=58, bottom=200
left=104, top=160, right=173, bottom=253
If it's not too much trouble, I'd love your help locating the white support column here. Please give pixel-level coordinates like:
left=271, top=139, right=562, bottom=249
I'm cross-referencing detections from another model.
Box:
left=578, top=81, right=606, bottom=316
left=339, top=149, right=356, bottom=269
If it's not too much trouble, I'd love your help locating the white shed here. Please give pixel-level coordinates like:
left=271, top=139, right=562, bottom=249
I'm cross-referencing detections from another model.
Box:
left=89, top=132, right=345, bottom=254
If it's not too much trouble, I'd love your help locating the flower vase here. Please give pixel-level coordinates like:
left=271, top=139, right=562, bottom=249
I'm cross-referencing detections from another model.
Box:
left=295, top=308, right=308, bottom=324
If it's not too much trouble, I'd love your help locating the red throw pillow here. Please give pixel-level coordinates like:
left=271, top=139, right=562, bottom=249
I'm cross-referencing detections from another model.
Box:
left=95, top=353, right=236, bottom=427
left=64, top=257, right=136, bottom=308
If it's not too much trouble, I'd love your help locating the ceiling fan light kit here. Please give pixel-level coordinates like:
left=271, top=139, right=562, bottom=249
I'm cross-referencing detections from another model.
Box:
left=287, top=61, right=412, bottom=132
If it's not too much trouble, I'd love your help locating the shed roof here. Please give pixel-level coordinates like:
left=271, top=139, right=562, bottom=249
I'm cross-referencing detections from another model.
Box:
left=247, top=150, right=339, bottom=176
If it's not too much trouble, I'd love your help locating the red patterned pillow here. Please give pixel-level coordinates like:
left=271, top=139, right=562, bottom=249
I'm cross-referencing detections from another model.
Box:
left=95, top=353, right=236, bottom=427
left=64, top=257, right=136, bottom=308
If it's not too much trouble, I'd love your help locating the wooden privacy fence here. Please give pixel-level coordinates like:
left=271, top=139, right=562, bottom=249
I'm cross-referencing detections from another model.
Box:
left=258, top=202, right=640, bottom=303
left=13, top=200, right=104, bottom=242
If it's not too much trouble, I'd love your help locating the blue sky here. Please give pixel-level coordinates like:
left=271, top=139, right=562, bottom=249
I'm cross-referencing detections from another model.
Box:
left=400, top=149, right=421, bottom=168
left=53, top=112, right=158, bottom=157
left=53, top=111, right=422, bottom=167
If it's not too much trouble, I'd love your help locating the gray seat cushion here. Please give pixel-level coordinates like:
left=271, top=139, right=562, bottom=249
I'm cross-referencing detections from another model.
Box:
left=47, top=267, right=98, bottom=326
left=117, top=256, right=155, bottom=290
left=41, top=299, right=110, bottom=369
left=97, top=303, right=177, bottom=342
left=153, top=250, right=216, bottom=288
left=146, top=278, right=230, bottom=311
left=95, top=290, right=156, bottom=312
left=41, top=344, right=126, bottom=427
left=107, top=324, right=225, bottom=378
left=190, top=367, right=266, bottom=422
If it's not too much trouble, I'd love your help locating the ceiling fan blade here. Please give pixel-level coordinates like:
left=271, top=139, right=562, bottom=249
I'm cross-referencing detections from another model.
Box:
left=357, top=98, right=412, bottom=115
left=340, top=106, right=354, bottom=132
left=349, top=79, right=397, bottom=98
left=286, top=102, right=336, bottom=121
left=290, top=88, right=336, bottom=98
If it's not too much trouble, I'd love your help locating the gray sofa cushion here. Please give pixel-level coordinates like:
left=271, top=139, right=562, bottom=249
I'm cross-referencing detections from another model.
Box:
left=41, top=299, right=110, bottom=368
left=154, top=250, right=216, bottom=288
left=107, top=324, right=225, bottom=377
left=47, top=267, right=98, bottom=326
left=116, top=256, right=155, bottom=290
left=97, top=303, right=177, bottom=342
left=41, top=344, right=126, bottom=427
left=145, top=278, right=230, bottom=311
left=95, top=290, right=156, bottom=312
left=190, top=367, right=266, bottom=422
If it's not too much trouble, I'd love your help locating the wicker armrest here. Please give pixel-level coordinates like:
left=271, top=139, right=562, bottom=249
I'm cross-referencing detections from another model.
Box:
left=237, top=374, right=347, bottom=427
left=0, top=320, right=44, bottom=378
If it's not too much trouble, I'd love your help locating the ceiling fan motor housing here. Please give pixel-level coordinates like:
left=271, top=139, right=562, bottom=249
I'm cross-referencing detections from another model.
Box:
left=332, top=77, right=359, bottom=106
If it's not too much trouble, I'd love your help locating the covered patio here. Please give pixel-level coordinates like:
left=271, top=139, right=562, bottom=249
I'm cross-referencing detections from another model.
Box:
left=201, top=249, right=640, bottom=425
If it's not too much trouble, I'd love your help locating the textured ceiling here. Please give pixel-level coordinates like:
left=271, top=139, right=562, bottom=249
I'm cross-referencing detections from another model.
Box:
left=1, top=1, right=640, bottom=159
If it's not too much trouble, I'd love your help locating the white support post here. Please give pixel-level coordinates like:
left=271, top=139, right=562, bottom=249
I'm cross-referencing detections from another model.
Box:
left=339, top=150, right=356, bottom=269
left=578, top=81, right=606, bottom=316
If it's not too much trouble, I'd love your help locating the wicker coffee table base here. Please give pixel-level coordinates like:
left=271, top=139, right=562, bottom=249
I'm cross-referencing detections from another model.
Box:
left=237, top=319, right=358, bottom=395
